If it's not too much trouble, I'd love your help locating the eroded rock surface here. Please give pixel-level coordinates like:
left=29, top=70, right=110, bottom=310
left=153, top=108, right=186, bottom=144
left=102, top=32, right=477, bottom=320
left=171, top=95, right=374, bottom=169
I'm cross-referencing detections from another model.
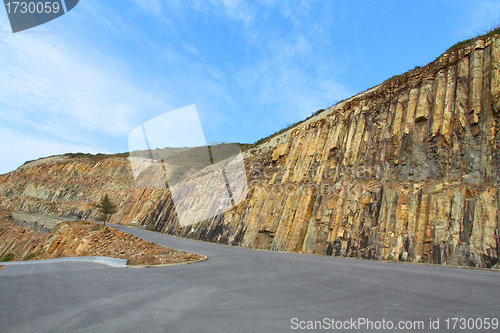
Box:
left=0, top=211, right=203, bottom=265
left=2, top=35, right=500, bottom=268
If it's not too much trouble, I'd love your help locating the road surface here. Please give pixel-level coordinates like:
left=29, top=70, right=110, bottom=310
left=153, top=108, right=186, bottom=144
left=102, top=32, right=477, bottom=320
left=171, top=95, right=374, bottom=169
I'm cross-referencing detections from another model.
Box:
left=1, top=223, right=499, bottom=332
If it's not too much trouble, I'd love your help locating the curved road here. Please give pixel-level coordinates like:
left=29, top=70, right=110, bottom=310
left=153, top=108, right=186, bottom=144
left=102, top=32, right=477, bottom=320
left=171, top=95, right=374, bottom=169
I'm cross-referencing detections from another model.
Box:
left=1, top=223, right=499, bottom=332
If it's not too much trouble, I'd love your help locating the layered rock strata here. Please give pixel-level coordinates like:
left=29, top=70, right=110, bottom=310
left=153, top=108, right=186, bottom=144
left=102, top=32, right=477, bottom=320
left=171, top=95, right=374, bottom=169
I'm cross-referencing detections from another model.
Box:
left=0, top=211, right=45, bottom=260
left=0, top=211, right=204, bottom=265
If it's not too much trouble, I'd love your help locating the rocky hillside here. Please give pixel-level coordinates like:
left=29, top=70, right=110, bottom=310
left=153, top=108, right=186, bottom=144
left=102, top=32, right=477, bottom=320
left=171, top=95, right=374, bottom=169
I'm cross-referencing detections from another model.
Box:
left=1, top=32, right=500, bottom=268
left=0, top=210, right=45, bottom=260
left=0, top=211, right=204, bottom=265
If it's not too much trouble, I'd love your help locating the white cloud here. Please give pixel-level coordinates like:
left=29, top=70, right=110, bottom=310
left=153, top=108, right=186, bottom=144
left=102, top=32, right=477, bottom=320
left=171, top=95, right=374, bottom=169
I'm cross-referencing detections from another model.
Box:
left=215, top=0, right=256, bottom=25
left=182, top=43, right=201, bottom=58
left=182, top=1, right=351, bottom=123
left=0, top=11, right=172, bottom=172
left=131, top=0, right=163, bottom=15
left=452, top=0, right=500, bottom=40
left=189, top=0, right=256, bottom=26
left=231, top=28, right=351, bottom=121
left=0, top=0, right=353, bottom=172
left=0, top=127, right=107, bottom=174
left=0, top=24, right=156, bottom=139
left=468, top=0, right=500, bottom=31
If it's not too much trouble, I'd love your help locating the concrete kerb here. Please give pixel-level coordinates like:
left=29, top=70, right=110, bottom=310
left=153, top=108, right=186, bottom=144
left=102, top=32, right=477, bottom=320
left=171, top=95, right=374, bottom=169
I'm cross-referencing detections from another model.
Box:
left=1, top=257, right=128, bottom=268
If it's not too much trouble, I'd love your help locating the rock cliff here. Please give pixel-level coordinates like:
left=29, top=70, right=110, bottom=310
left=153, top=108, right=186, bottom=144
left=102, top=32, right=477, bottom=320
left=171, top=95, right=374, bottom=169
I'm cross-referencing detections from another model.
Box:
left=1, top=33, right=500, bottom=268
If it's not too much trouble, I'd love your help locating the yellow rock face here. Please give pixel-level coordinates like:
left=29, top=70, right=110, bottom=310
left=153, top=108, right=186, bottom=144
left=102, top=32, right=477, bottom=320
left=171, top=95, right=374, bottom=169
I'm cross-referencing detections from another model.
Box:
left=2, top=36, right=500, bottom=268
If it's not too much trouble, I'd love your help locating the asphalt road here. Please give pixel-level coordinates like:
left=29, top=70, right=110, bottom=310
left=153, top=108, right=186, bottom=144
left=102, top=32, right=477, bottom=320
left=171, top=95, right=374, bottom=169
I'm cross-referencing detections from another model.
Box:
left=1, top=224, right=499, bottom=333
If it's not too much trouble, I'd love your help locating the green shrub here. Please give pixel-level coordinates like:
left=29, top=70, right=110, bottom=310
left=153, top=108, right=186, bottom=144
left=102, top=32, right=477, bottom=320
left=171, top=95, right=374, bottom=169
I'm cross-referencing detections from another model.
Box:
left=23, top=252, right=40, bottom=261
left=0, top=253, right=15, bottom=262
left=144, top=225, right=155, bottom=231
left=103, top=228, right=111, bottom=234
left=63, top=151, right=129, bottom=161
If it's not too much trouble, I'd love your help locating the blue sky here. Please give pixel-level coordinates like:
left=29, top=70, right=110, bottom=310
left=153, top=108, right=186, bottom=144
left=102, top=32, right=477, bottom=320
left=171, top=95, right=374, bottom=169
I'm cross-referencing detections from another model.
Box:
left=0, top=0, right=499, bottom=174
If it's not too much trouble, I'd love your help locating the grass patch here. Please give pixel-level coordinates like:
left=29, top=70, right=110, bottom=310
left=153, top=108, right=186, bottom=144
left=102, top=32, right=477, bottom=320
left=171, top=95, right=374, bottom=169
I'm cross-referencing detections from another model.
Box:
left=103, top=228, right=111, bottom=234
left=447, top=24, right=500, bottom=52
left=249, top=108, right=331, bottom=148
left=23, top=252, right=41, bottom=261
left=144, top=225, right=156, bottom=231
left=63, top=152, right=130, bottom=161
left=382, top=25, right=500, bottom=88
left=251, top=120, right=305, bottom=148
left=0, top=253, right=15, bottom=262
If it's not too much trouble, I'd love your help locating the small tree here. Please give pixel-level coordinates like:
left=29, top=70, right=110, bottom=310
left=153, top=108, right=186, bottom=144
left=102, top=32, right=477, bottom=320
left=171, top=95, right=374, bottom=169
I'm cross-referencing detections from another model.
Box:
left=94, top=194, right=117, bottom=226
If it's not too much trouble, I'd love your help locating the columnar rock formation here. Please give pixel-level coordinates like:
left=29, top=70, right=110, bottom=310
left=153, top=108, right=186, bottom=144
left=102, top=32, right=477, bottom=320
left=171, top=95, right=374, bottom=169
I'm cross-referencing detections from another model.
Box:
left=1, top=34, right=499, bottom=268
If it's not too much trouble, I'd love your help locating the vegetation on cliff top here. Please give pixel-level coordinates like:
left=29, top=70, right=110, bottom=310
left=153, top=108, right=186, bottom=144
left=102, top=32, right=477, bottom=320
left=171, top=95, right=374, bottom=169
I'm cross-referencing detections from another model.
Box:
left=250, top=108, right=327, bottom=148
left=447, top=24, right=500, bottom=52
left=63, top=152, right=129, bottom=160
left=381, top=25, right=500, bottom=87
